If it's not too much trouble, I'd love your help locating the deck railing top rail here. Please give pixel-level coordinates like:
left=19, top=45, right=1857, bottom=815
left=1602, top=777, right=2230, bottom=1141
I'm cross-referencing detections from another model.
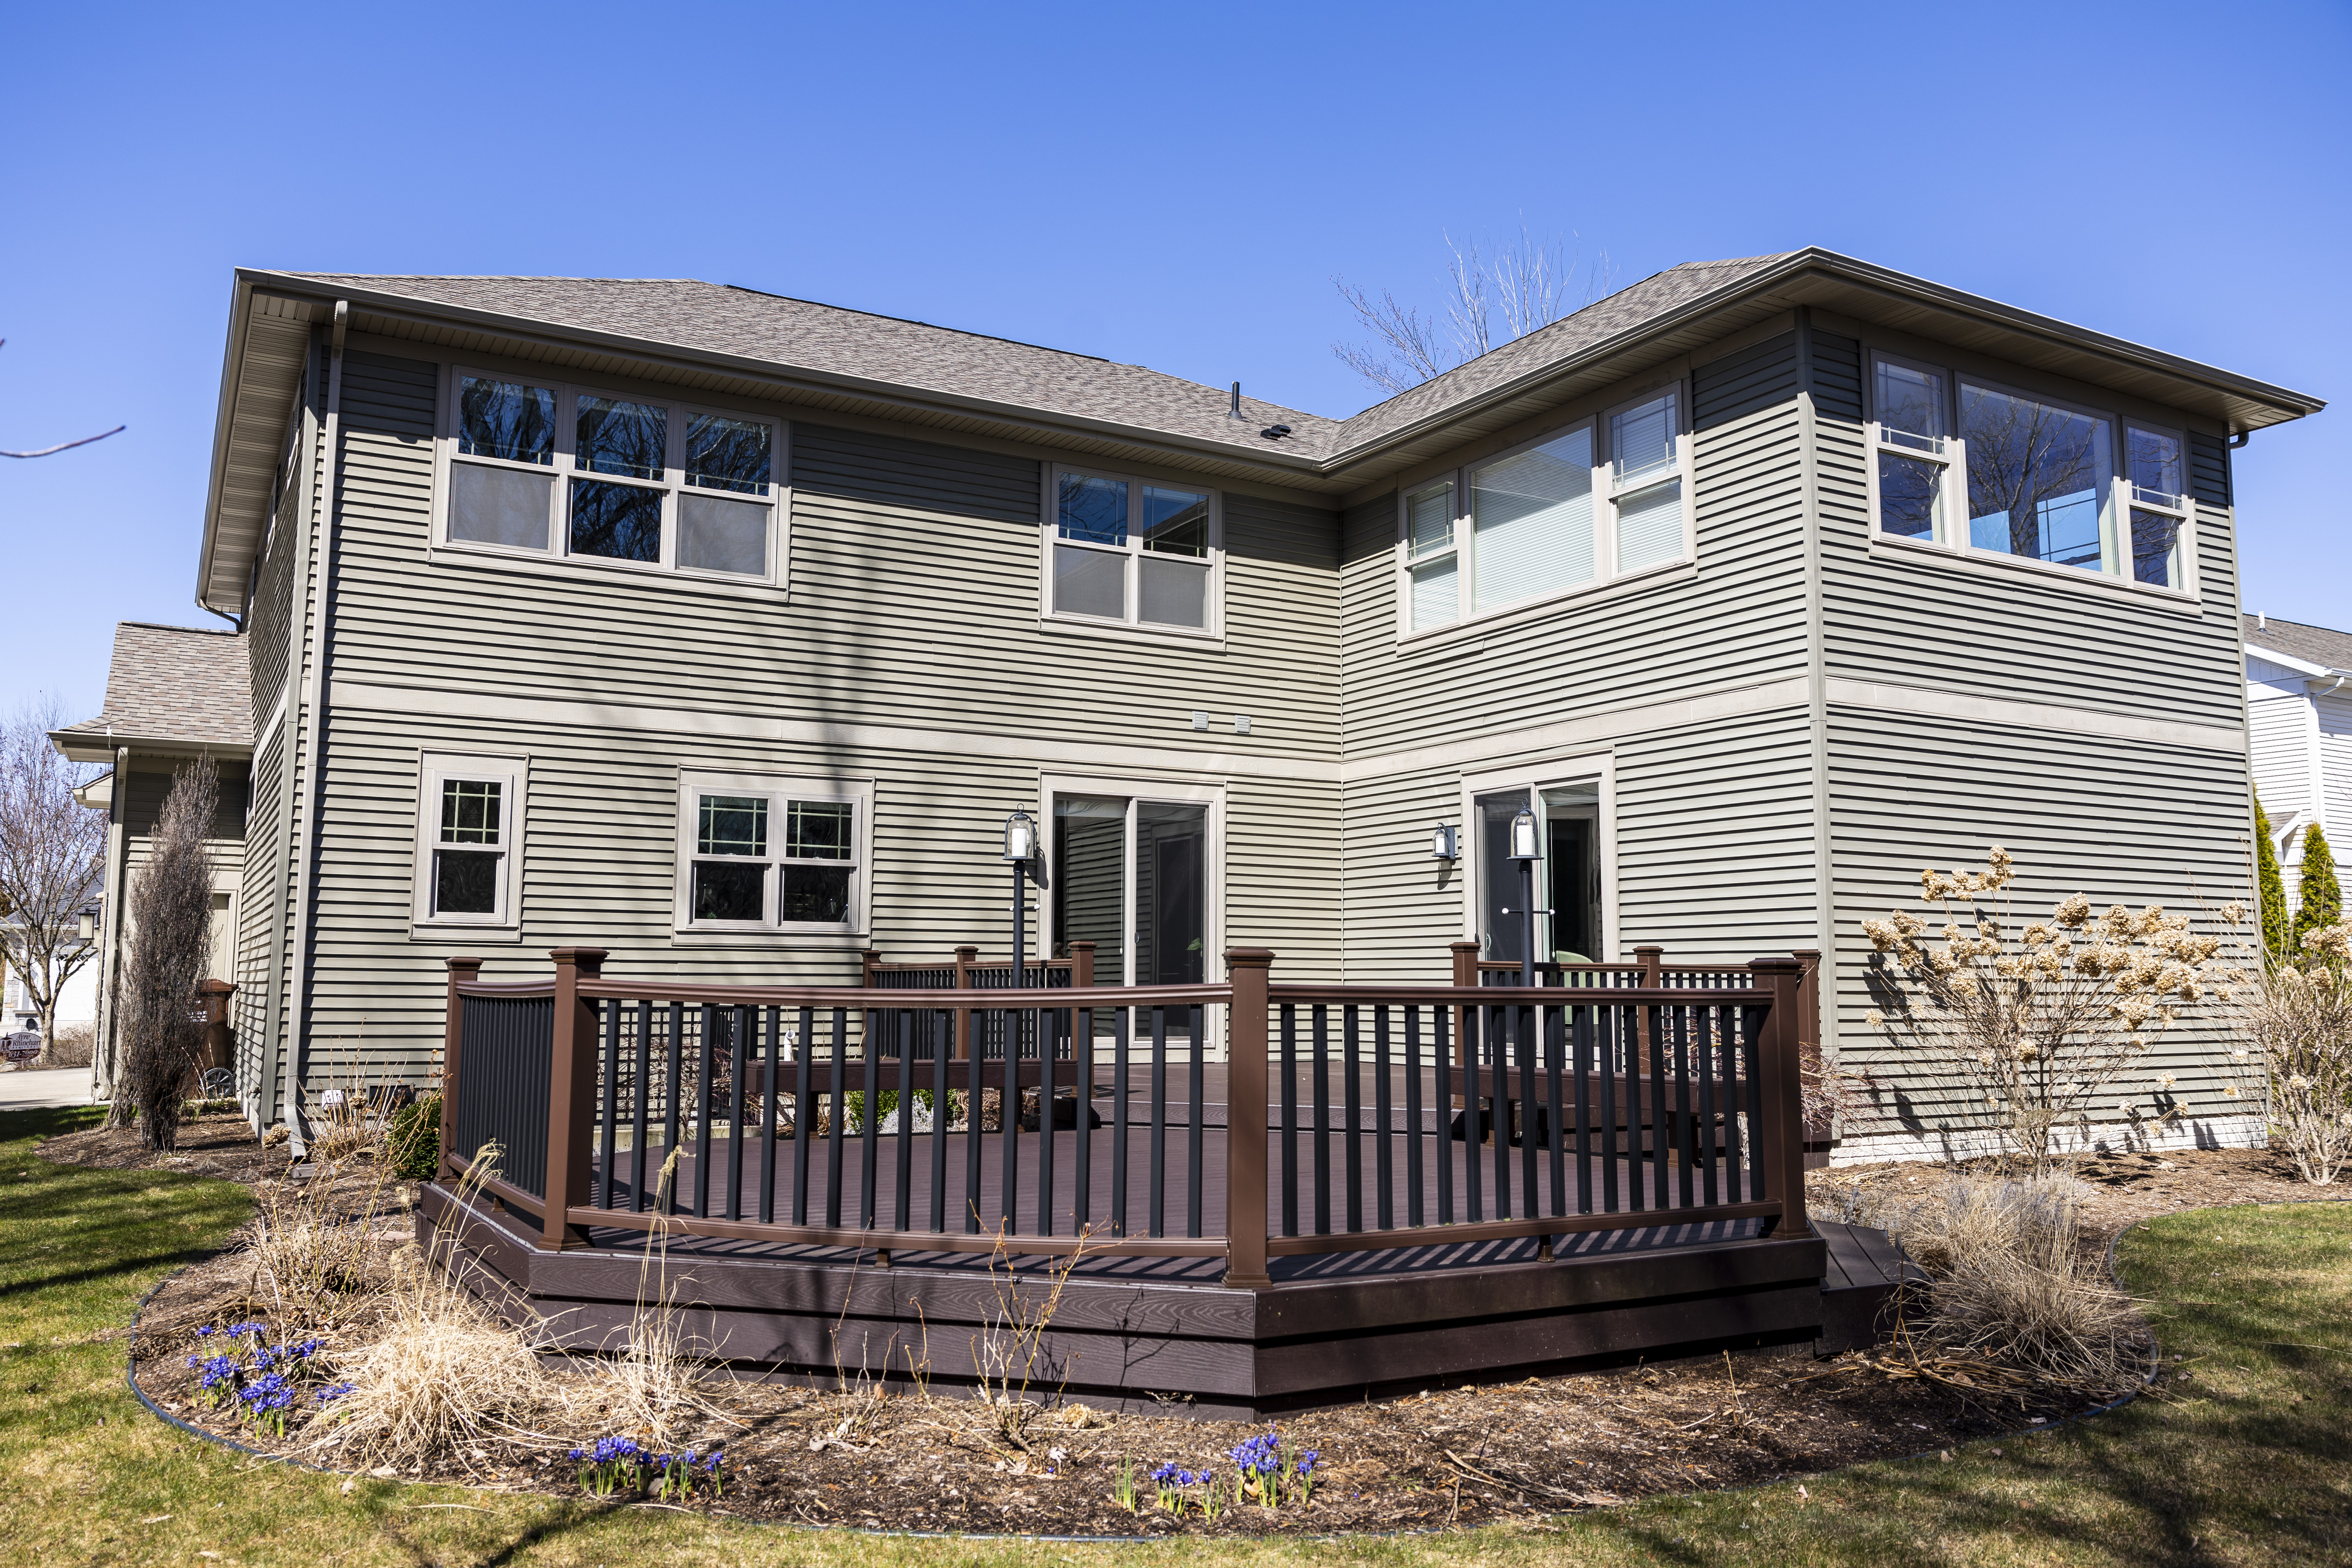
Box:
left=436, top=946, right=1812, bottom=1287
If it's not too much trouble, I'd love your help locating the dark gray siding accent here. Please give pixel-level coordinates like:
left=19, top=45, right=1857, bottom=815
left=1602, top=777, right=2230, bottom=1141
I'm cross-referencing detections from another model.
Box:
left=2189, top=430, right=2232, bottom=508
left=1808, top=328, right=1862, bottom=423
left=1693, top=332, right=1797, bottom=432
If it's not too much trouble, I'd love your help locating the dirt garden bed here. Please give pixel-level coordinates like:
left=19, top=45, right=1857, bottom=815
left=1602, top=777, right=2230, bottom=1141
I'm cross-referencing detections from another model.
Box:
left=49, top=1112, right=2207, bottom=1538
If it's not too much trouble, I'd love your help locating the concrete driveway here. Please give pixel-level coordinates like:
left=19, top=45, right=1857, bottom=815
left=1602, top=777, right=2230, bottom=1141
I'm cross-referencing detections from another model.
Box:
left=0, top=1068, right=95, bottom=1112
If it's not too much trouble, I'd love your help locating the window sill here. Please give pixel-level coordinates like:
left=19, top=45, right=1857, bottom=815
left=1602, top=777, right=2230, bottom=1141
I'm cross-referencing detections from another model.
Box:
left=1394, top=557, right=1698, bottom=653
left=670, top=927, right=868, bottom=949
left=428, top=540, right=787, bottom=599
left=1864, top=530, right=2203, bottom=612
left=1037, top=612, right=1225, bottom=652
left=410, top=922, right=524, bottom=945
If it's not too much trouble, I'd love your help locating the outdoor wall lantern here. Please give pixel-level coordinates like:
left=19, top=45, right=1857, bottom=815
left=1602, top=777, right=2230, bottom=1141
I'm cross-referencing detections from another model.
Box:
left=77, top=911, right=94, bottom=942
left=1429, top=822, right=1458, bottom=861
left=1003, top=809, right=1037, bottom=866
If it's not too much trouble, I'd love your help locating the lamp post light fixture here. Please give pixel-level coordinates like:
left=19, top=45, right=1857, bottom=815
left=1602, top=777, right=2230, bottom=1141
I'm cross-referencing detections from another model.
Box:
left=1429, top=822, right=1459, bottom=862
left=1003, top=809, right=1038, bottom=991
left=1507, top=806, right=1544, bottom=987
left=77, top=911, right=94, bottom=943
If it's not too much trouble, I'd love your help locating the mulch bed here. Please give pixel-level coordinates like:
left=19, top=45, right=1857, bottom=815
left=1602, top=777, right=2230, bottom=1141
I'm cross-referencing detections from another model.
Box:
left=39, top=1108, right=291, bottom=1186
left=59, top=1117, right=2303, bottom=1537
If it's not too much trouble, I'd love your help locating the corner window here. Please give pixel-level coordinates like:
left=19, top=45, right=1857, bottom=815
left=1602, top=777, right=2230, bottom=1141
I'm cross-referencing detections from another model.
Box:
left=411, top=752, right=525, bottom=933
left=1047, top=468, right=1219, bottom=633
left=674, top=772, right=871, bottom=935
left=1867, top=353, right=2189, bottom=592
left=1397, top=381, right=1689, bottom=637
left=443, top=369, right=783, bottom=584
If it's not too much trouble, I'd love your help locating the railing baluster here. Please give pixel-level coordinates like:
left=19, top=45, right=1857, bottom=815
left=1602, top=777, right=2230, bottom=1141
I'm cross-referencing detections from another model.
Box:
left=1343, top=1004, right=1362, bottom=1233
left=760, top=1006, right=779, bottom=1225
left=1111, top=1006, right=1131, bottom=1237
left=1038, top=1004, right=1058, bottom=1236
left=964, top=1003, right=984, bottom=1233
left=896, top=1007, right=916, bottom=1233
left=1572, top=1004, right=1592, bottom=1216
left=1311, top=1004, right=1330, bottom=1236
left=1546, top=1001, right=1566, bottom=1220
left=999, top=1005, right=1020, bottom=1234
left=693, top=1006, right=715, bottom=1218
left=662, top=1002, right=684, bottom=1216
left=1741, top=999, right=1766, bottom=1207
left=826, top=1007, right=847, bottom=1229
left=1434, top=1003, right=1454, bottom=1225
left=860, top=1007, right=882, bottom=1231
left=1073, top=1006, right=1092, bottom=1237
left=1603, top=1002, right=1624, bottom=1213
left=1279, top=1004, right=1298, bottom=1238
left=1402, top=1005, right=1423, bottom=1229
left=1461, top=1005, right=1483, bottom=1222
left=597, top=1000, right=619, bottom=1210
left=1695, top=1002, right=1719, bottom=1209
left=1148, top=1006, right=1167, bottom=1239
left=1187, top=1004, right=1205, bottom=1241
left=1650, top=1002, right=1673, bottom=1210
left=728, top=1004, right=749, bottom=1223
left=930, top=1007, right=950, bottom=1234
left=1373, top=1004, right=1393, bottom=1232
left=793, top=1006, right=813, bottom=1226
left=1518, top=1001, right=1539, bottom=1219
left=1490, top=1003, right=1511, bottom=1223
left=632, top=1000, right=653, bottom=1214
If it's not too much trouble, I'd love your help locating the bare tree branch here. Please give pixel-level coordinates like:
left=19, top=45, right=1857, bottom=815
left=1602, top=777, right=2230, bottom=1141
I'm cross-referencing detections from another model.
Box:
left=0, top=702, right=104, bottom=1064
left=1332, top=227, right=1617, bottom=395
left=117, top=757, right=218, bottom=1149
left=0, top=341, right=126, bottom=458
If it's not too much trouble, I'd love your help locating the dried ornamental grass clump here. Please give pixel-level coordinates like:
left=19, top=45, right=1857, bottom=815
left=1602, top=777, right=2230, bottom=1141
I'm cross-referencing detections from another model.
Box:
left=1859, top=847, right=2242, bottom=1171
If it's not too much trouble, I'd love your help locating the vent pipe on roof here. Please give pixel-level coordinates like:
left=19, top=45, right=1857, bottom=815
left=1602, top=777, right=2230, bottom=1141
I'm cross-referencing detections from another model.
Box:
left=2258, top=612, right=2267, bottom=630
left=1229, top=382, right=1241, bottom=419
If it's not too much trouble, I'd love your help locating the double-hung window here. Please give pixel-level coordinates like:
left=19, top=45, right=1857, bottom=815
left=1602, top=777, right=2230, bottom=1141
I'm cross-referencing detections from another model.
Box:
left=443, top=369, right=784, bottom=583
left=411, top=752, right=525, bottom=934
left=1399, top=382, right=1690, bottom=635
left=1048, top=468, right=1218, bottom=632
left=1867, top=352, right=2191, bottom=592
left=675, top=772, right=871, bottom=936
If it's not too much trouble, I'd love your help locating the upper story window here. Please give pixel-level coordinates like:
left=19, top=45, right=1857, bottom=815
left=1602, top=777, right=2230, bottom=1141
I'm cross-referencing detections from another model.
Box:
left=1868, top=352, right=2189, bottom=592
left=673, top=771, right=871, bottom=937
left=1399, top=383, right=1691, bottom=636
left=1047, top=468, right=1219, bottom=634
left=442, top=370, right=784, bottom=583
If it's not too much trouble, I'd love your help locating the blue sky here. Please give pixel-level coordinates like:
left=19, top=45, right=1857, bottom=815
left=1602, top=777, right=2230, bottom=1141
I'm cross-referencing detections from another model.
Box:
left=3, top=1, right=2344, bottom=717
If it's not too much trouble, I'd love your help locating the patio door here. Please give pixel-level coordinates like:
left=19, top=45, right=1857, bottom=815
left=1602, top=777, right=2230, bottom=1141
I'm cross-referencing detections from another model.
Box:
left=1048, top=789, right=1214, bottom=987
left=1473, top=779, right=1605, bottom=965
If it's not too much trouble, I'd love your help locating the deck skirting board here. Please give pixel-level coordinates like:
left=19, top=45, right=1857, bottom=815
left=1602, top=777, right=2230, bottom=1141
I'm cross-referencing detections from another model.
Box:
left=420, top=1183, right=1830, bottom=1416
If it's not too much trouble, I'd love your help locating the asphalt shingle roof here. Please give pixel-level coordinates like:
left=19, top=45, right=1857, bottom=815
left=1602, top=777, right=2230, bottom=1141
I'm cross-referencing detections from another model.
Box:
left=280, top=257, right=1795, bottom=465
left=60, top=622, right=252, bottom=748
left=2244, top=614, right=2352, bottom=674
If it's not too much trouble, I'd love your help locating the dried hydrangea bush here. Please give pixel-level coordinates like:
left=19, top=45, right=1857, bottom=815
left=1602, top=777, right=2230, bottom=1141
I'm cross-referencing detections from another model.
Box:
left=1858, top=847, right=2241, bottom=1174
left=2238, top=920, right=2352, bottom=1184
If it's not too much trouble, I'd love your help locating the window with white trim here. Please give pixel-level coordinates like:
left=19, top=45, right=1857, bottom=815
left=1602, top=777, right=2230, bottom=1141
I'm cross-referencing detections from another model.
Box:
left=442, top=369, right=785, bottom=582
left=1047, top=468, right=1218, bottom=632
left=1867, top=352, right=2190, bottom=591
left=673, top=772, right=871, bottom=935
left=1398, top=382, right=1690, bottom=635
left=411, top=752, right=525, bottom=932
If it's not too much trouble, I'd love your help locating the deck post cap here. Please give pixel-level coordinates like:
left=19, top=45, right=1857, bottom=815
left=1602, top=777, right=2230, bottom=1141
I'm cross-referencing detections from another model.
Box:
left=549, top=947, right=609, bottom=977
left=1748, top=955, right=1805, bottom=975
left=445, top=956, right=485, bottom=973
left=1223, top=947, right=1275, bottom=970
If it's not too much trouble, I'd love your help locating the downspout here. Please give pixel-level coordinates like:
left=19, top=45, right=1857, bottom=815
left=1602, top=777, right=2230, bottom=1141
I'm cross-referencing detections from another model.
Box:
left=89, top=744, right=131, bottom=1106
left=282, top=300, right=347, bottom=1141
left=1792, top=308, right=1839, bottom=1118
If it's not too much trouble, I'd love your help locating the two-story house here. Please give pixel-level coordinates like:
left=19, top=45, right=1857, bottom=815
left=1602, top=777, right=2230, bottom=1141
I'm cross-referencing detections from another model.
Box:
left=58, top=250, right=2321, bottom=1161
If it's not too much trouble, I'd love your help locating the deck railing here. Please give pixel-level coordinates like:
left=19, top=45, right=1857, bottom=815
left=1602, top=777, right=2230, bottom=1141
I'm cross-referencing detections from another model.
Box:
left=437, top=948, right=1810, bottom=1286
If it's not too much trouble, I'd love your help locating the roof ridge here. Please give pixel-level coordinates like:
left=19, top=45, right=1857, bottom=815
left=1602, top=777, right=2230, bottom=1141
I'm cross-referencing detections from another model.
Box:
left=119, top=619, right=238, bottom=637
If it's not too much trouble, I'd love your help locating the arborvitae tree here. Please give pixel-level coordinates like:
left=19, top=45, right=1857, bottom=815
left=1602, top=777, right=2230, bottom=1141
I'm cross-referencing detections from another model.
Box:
left=2256, top=793, right=2291, bottom=967
left=2294, top=820, right=2342, bottom=955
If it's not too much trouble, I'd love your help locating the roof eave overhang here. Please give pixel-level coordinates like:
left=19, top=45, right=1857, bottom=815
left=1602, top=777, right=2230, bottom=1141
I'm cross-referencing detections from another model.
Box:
left=193, top=272, right=258, bottom=614
left=2245, top=643, right=2345, bottom=681
left=48, top=729, right=255, bottom=766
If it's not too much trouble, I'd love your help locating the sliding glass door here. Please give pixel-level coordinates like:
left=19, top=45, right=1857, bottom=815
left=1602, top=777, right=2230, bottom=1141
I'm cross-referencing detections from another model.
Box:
left=1050, top=793, right=1210, bottom=986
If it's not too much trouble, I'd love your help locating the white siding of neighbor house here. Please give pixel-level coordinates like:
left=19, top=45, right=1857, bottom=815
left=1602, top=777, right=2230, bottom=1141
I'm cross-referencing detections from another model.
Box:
left=276, top=343, right=1345, bottom=1092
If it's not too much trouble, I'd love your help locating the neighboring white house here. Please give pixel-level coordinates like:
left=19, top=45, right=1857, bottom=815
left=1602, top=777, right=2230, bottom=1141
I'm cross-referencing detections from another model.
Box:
left=2244, top=612, right=2352, bottom=909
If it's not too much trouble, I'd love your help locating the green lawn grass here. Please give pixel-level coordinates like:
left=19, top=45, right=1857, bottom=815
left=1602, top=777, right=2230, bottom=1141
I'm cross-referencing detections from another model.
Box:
left=5, top=1103, right=2348, bottom=1566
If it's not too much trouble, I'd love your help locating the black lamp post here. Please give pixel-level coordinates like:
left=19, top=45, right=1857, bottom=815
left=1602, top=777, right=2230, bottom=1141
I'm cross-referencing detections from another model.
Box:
left=1003, top=809, right=1038, bottom=989
left=1508, top=805, right=1543, bottom=987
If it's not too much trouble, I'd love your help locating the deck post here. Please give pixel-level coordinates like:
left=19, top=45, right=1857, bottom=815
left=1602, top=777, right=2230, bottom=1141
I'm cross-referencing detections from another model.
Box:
left=1635, top=944, right=1664, bottom=987
left=1223, top=947, right=1275, bottom=1289
left=953, top=946, right=977, bottom=1060
left=1749, top=956, right=1810, bottom=1238
left=1447, top=940, right=1479, bottom=1102
left=1071, top=940, right=1095, bottom=991
left=1791, top=948, right=1829, bottom=1153
left=543, top=946, right=608, bottom=1250
left=440, top=957, right=483, bottom=1178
